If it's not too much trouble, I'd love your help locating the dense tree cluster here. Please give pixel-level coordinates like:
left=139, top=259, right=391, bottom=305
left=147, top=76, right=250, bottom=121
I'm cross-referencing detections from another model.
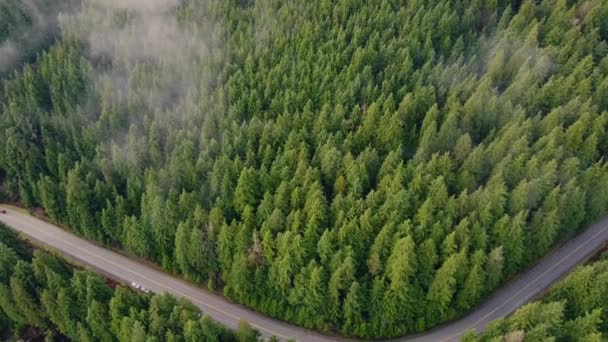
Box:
left=0, top=224, right=249, bottom=342
left=1, top=0, right=608, bottom=338
left=465, top=256, right=608, bottom=341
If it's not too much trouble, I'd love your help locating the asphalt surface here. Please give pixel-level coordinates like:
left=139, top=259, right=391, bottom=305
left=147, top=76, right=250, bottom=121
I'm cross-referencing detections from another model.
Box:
left=1, top=206, right=607, bottom=342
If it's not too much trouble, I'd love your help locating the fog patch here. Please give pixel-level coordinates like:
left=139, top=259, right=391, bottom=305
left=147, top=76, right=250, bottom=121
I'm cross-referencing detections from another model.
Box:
left=60, top=0, right=219, bottom=114
left=58, top=0, right=222, bottom=176
left=0, top=0, right=74, bottom=74
left=0, top=43, right=19, bottom=73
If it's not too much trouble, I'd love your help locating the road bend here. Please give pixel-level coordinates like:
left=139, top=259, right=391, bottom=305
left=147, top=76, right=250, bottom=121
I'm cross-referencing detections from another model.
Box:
left=1, top=206, right=607, bottom=341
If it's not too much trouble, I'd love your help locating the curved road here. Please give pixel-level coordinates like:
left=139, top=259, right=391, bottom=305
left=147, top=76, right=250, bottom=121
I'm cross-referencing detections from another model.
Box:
left=1, top=206, right=607, bottom=341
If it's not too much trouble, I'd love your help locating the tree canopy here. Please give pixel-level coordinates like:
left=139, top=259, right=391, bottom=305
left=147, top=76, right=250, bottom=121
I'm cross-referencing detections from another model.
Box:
left=1, top=0, right=608, bottom=338
left=467, top=256, right=608, bottom=341
left=0, top=223, right=241, bottom=341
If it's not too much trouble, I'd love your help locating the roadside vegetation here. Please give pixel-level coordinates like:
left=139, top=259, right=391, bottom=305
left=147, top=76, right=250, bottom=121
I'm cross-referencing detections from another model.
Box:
left=1, top=0, right=608, bottom=338
left=0, top=223, right=253, bottom=341
left=465, top=255, right=608, bottom=341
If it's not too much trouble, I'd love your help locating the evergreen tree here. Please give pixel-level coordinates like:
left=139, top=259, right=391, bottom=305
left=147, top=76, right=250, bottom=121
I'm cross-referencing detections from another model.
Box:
left=2, top=0, right=608, bottom=337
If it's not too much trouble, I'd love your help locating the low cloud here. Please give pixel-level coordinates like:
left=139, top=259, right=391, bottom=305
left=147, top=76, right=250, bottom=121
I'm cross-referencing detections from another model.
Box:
left=0, top=0, right=73, bottom=74
left=57, top=0, right=222, bottom=175
left=0, top=43, right=19, bottom=73
left=60, top=0, right=219, bottom=113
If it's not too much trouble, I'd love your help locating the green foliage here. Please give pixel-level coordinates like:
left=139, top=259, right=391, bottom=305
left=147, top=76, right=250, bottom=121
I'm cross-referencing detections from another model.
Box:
left=472, top=258, right=608, bottom=341
left=236, top=320, right=259, bottom=342
left=1, top=0, right=608, bottom=338
left=0, top=224, right=29, bottom=260
left=0, top=237, right=239, bottom=341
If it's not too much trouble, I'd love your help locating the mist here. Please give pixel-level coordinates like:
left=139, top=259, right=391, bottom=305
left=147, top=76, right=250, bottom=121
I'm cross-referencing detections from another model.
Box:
left=57, top=0, right=222, bottom=175
left=0, top=0, right=74, bottom=74
left=60, top=0, right=220, bottom=115
left=0, top=43, right=18, bottom=73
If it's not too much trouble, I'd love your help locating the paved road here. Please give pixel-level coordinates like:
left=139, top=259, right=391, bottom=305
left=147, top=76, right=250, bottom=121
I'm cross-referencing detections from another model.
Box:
left=1, top=206, right=607, bottom=342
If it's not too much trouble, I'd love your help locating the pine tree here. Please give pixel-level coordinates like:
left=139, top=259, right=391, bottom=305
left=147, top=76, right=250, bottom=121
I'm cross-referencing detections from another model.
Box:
left=342, top=281, right=366, bottom=337
left=426, top=252, right=463, bottom=324
left=175, top=220, right=192, bottom=278
left=123, top=216, right=151, bottom=258
left=87, top=300, right=113, bottom=342
left=456, top=250, right=486, bottom=311
left=235, top=167, right=260, bottom=213
left=486, top=246, right=504, bottom=292
left=236, top=320, right=259, bottom=342
left=328, top=254, right=355, bottom=322
left=131, top=320, right=147, bottom=342
left=417, top=238, right=438, bottom=290
left=0, top=243, right=18, bottom=283
left=384, top=236, right=417, bottom=334
left=11, top=261, right=46, bottom=327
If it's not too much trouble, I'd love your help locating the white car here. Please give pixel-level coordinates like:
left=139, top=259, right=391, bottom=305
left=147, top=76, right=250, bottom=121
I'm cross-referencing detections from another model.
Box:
left=131, top=282, right=150, bottom=293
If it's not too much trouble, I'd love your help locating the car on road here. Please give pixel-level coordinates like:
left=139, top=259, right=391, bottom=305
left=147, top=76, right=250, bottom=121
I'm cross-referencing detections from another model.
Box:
left=130, top=281, right=150, bottom=294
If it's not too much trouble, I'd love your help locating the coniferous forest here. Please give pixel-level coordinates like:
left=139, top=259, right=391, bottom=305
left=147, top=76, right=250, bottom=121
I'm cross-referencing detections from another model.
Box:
left=1, top=0, right=608, bottom=338
left=0, top=223, right=248, bottom=341
left=465, top=255, right=608, bottom=341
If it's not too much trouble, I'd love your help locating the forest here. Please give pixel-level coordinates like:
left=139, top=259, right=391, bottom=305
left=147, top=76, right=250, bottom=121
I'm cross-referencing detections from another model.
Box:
left=0, top=223, right=256, bottom=341
left=465, top=255, right=608, bottom=341
left=0, top=0, right=74, bottom=75
left=0, top=0, right=608, bottom=338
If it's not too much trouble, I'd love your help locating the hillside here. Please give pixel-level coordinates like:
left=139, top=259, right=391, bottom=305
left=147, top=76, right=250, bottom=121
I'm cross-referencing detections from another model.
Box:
left=0, top=0, right=607, bottom=338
